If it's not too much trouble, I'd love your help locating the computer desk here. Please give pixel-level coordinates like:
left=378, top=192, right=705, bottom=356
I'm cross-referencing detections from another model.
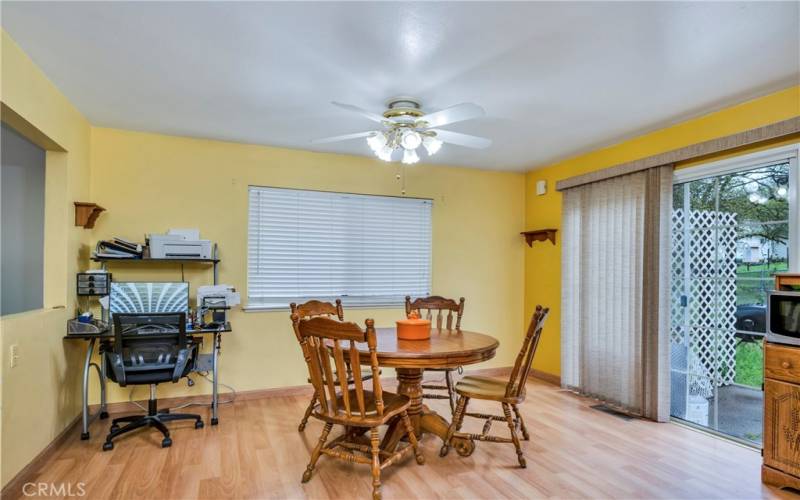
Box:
left=63, top=322, right=232, bottom=440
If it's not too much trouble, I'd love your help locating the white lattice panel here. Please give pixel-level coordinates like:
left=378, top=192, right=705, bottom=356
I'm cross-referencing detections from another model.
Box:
left=671, top=209, right=738, bottom=395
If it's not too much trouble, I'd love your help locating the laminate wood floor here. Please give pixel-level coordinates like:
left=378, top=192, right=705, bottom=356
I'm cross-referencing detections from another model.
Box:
left=5, top=377, right=795, bottom=499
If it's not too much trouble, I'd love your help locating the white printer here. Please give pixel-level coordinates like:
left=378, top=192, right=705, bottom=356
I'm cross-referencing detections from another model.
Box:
left=149, top=229, right=213, bottom=259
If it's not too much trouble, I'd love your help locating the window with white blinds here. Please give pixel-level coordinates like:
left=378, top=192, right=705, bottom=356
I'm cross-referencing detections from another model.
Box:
left=247, top=186, right=432, bottom=309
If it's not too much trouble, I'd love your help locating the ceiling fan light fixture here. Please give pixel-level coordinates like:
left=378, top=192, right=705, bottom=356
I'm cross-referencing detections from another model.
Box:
left=377, top=145, right=394, bottom=162
left=366, top=132, right=387, bottom=152
left=315, top=97, right=490, bottom=166
left=400, top=130, right=422, bottom=150
left=422, top=136, right=443, bottom=156
left=402, top=148, right=419, bottom=165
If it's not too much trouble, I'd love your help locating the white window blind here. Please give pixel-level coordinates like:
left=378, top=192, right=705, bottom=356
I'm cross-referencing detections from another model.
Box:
left=247, top=186, right=432, bottom=309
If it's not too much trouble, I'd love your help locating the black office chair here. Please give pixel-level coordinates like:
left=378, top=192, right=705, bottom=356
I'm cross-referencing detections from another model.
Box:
left=103, top=312, right=203, bottom=450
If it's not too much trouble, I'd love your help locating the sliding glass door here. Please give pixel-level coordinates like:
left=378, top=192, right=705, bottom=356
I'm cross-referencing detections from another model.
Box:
left=670, top=152, right=796, bottom=445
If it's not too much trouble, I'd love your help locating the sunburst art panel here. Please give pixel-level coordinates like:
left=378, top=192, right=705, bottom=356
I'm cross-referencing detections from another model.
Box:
left=109, top=282, right=189, bottom=316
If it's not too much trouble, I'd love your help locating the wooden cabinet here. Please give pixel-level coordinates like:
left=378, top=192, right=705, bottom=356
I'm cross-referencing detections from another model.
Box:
left=763, top=343, right=800, bottom=490
left=765, top=343, right=800, bottom=384
left=763, top=274, right=800, bottom=489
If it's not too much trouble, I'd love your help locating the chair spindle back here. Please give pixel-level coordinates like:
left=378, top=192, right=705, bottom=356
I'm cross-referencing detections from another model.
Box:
left=405, top=295, right=465, bottom=331
left=293, top=315, right=383, bottom=419
left=290, top=299, right=344, bottom=342
left=506, top=305, right=549, bottom=398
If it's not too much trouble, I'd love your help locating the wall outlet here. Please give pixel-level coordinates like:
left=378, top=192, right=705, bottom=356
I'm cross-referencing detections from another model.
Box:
left=9, top=344, right=19, bottom=368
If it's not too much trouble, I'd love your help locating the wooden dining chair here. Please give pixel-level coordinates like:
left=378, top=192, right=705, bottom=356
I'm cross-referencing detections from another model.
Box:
left=440, top=305, right=549, bottom=468
left=290, top=299, right=375, bottom=431
left=405, top=295, right=465, bottom=414
left=294, top=315, right=424, bottom=500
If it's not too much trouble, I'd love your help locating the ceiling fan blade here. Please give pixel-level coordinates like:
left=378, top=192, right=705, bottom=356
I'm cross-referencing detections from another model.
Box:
left=311, top=131, right=376, bottom=144
left=431, top=129, right=492, bottom=149
left=419, top=103, right=485, bottom=128
left=331, top=102, right=393, bottom=124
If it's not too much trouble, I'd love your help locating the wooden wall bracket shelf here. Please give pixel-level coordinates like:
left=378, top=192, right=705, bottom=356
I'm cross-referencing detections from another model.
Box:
left=521, top=229, right=557, bottom=247
left=74, top=202, right=105, bottom=229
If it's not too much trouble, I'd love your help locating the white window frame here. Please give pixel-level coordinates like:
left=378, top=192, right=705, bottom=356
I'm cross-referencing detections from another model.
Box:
left=244, top=186, right=433, bottom=311
left=673, top=143, right=799, bottom=272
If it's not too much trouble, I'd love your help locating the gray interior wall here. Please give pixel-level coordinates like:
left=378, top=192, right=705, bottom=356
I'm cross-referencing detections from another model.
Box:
left=1, top=123, right=45, bottom=315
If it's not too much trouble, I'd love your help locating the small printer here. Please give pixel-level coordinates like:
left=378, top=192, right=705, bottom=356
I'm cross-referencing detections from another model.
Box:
left=149, top=232, right=212, bottom=259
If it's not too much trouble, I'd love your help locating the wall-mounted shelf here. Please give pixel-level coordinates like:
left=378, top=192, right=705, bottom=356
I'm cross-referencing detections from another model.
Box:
left=92, top=244, right=220, bottom=285
left=521, top=229, right=557, bottom=247
left=90, top=257, right=219, bottom=264
left=74, top=202, right=105, bottom=229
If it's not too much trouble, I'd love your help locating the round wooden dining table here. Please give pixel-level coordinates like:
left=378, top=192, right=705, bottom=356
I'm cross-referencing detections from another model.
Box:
left=355, top=327, right=499, bottom=453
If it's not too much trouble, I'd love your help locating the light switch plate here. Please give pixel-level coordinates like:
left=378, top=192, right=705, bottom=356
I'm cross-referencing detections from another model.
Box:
left=535, top=180, right=547, bottom=196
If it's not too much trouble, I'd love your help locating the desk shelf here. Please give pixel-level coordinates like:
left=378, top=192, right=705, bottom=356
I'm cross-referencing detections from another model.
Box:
left=91, top=257, right=219, bottom=264
left=92, top=244, right=220, bottom=285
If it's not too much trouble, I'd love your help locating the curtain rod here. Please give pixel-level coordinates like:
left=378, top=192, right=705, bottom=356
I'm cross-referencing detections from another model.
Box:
left=555, top=116, right=800, bottom=191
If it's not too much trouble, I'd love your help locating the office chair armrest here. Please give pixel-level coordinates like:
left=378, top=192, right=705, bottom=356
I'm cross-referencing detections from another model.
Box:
left=171, top=347, right=191, bottom=383
left=107, top=351, right=127, bottom=387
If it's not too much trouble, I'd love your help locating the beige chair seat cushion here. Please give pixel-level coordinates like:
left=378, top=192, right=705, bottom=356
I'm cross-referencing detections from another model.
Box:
left=455, top=375, right=524, bottom=403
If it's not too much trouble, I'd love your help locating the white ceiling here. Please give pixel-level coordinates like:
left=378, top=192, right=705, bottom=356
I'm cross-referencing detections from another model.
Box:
left=2, top=2, right=798, bottom=171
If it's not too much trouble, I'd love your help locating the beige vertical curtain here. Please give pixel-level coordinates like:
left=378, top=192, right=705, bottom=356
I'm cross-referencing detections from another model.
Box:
left=560, top=165, right=672, bottom=421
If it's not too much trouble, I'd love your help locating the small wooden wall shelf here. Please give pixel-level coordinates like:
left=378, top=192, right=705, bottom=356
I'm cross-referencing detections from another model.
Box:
left=74, top=202, right=105, bottom=229
left=521, top=229, right=557, bottom=247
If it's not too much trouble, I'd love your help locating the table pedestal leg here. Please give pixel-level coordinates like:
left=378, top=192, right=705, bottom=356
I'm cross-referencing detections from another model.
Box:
left=395, top=368, right=423, bottom=432
left=381, top=367, right=470, bottom=453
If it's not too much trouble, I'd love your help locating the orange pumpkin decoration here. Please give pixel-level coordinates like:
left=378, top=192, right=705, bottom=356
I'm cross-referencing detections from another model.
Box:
left=397, top=310, right=431, bottom=340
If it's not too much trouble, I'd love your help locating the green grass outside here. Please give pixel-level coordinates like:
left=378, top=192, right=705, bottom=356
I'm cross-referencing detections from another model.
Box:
left=735, top=261, right=787, bottom=304
left=734, top=341, right=763, bottom=388
left=736, top=261, right=788, bottom=278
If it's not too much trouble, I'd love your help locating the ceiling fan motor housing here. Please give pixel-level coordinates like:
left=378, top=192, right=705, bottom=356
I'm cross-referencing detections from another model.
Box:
left=383, top=96, right=424, bottom=120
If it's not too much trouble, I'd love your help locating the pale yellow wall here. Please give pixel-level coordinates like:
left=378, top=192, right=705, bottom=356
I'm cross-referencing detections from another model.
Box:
left=88, top=127, right=526, bottom=404
left=524, top=86, right=800, bottom=377
left=2, top=18, right=797, bottom=489
left=1, top=31, right=92, bottom=486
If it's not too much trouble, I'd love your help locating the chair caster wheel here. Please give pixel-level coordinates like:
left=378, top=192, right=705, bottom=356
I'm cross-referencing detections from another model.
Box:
left=416, top=455, right=425, bottom=465
left=302, top=470, right=312, bottom=483
left=110, top=425, right=119, bottom=433
left=100, top=411, right=109, bottom=419
left=80, top=432, right=90, bottom=441
left=211, top=417, right=219, bottom=425
left=439, top=445, right=449, bottom=457
left=162, top=437, right=172, bottom=448
left=102, top=442, right=114, bottom=451
left=195, top=420, right=204, bottom=429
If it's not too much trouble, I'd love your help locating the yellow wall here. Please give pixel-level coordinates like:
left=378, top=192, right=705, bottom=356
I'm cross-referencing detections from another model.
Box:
left=2, top=20, right=798, bottom=489
left=1, top=31, right=92, bottom=486
left=88, top=128, right=526, bottom=404
left=524, top=86, right=800, bottom=377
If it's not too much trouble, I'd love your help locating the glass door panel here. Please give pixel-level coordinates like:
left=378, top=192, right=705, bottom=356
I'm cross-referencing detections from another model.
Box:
left=670, top=160, right=792, bottom=445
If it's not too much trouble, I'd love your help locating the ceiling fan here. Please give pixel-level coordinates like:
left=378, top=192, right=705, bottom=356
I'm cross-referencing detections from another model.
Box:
left=312, top=97, right=492, bottom=164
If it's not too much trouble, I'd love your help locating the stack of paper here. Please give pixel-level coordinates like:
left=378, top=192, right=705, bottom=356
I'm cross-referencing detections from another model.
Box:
left=93, top=237, right=143, bottom=259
